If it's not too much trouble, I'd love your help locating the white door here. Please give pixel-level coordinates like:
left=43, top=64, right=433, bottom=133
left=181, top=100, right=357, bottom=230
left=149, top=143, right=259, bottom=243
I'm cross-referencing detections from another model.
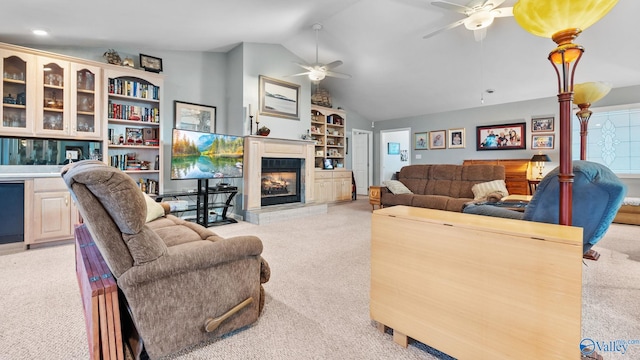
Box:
left=352, top=129, right=372, bottom=195
left=380, top=128, right=411, bottom=183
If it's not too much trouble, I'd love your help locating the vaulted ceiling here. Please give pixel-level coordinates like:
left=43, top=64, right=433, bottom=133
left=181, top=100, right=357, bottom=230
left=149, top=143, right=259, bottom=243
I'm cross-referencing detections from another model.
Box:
left=1, top=0, right=638, bottom=122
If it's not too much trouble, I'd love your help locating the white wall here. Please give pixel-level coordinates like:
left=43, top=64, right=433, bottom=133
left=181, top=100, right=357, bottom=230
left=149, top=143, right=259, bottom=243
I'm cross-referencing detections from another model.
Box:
left=369, top=84, right=640, bottom=195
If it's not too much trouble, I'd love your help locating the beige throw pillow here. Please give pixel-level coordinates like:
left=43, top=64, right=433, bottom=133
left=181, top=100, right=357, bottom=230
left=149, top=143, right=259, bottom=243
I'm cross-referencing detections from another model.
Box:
left=143, top=192, right=166, bottom=223
left=472, top=180, right=509, bottom=201
left=384, top=180, right=413, bottom=195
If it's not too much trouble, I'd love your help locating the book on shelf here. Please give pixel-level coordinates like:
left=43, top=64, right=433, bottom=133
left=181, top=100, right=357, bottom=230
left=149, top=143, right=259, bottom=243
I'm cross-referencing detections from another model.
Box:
left=108, top=78, right=159, bottom=100
left=108, top=101, right=159, bottom=122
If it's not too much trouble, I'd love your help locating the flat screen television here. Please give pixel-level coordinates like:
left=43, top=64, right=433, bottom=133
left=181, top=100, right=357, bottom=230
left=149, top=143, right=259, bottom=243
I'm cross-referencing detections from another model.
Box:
left=170, top=128, right=243, bottom=180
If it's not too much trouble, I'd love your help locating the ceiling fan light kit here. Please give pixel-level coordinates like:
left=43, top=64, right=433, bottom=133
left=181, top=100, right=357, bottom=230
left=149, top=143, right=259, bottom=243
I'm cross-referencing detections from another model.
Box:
left=464, top=10, right=494, bottom=30
left=286, top=23, right=351, bottom=83
left=423, top=0, right=513, bottom=41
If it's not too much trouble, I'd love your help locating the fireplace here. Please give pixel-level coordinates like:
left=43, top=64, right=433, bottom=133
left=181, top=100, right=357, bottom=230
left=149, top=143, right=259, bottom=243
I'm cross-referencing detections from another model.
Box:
left=261, top=157, right=301, bottom=206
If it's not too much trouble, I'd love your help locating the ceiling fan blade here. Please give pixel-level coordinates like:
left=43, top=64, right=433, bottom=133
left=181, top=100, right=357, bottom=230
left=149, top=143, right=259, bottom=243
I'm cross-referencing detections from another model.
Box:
left=481, top=0, right=505, bottom=11
left=325, top=70, right=352, bottom=79
left=431, top=0, right=472, bottom=14
left=423, top=18, right=466, bottom=39
left=491, top=6, right=513, bottom=17
left=285, top=71, right=311, bottom=77
left=321, top=60, right=343, bottom=70
left=293, top=62, right=314, bottom=72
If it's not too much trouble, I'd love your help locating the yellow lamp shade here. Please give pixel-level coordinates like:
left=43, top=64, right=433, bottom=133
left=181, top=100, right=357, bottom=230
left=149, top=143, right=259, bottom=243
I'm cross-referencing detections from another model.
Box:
left=573, top=82, right=613, bottom=105
left=513, top=0, right=619, bottom=38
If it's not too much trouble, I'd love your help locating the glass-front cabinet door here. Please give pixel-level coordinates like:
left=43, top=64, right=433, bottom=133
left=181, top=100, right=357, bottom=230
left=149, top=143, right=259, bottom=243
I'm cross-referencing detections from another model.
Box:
left=1, top=49, right=35, bottom=135
left=70, top=63, right=101, bottom=139
left=37, top=57, right=69, bottom=136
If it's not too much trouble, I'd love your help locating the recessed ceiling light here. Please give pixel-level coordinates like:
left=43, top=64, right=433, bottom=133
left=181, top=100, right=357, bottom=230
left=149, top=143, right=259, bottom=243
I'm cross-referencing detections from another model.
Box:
left=32, top=29, right=48, bottom=36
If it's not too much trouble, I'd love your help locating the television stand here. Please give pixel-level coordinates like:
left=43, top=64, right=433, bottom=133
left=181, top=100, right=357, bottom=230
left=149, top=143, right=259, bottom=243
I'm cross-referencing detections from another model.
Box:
left=156, top=179, right=238, bottom=227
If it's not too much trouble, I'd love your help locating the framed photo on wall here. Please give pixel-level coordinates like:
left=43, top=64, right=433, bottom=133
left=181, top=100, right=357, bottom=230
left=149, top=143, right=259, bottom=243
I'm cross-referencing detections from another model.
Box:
left=476, top=122, right=526, bottom=150
left=531, top=116, right=554, bottom=132
left=174, top=101, right=216, bottom=133
left=414, top=132, right=428, bottom=150
left=139, top=54, right=163, bottom=73
left=448, top=128, right=465, bottom=149
left=259, top=75, right=300, bottom=120
left=429, top=130, right=446, bottom=149
left=532, top=134, right=555, bottom=149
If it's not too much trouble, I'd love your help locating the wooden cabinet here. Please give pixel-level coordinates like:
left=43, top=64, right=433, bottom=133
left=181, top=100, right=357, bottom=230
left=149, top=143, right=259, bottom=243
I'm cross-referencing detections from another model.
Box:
left=36, top=56, right=70, bottom=137
left=70, top=63, right=101, bottom=139
left=26, top=177, right=79, bottom=246
left=311, top=105, right=346, bottom=169
left=1, top=49, right=36, bottom=136
left=1, top=45, right=103, bottom=140
left=104, top=68, right=163, bottom=195
left=314, top=169, right=352, bottom=203
left=463, top=159, right=531, bottom=195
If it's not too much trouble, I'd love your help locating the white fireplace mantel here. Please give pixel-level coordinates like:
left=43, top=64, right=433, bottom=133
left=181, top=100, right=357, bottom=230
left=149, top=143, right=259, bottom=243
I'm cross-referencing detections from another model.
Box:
left=243, top=136, right=315, bottom=210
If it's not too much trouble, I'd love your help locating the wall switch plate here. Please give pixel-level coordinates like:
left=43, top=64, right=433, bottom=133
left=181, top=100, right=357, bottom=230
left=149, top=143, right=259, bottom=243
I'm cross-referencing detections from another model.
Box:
left=415, top=154, right=422, bottom=159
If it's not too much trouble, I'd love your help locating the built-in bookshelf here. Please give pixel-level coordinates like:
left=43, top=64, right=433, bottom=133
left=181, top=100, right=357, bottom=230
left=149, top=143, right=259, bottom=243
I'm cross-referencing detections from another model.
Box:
left=310, top=104, right=346, bottom=169
left=104, top=69, right=163, bottom=195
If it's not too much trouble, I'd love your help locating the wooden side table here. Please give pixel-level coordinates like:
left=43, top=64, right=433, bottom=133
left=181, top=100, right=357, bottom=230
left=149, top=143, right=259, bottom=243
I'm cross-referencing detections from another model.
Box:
left=369, top=186, right=382, bottom=211
left=528, top=179, right=541, bottom=195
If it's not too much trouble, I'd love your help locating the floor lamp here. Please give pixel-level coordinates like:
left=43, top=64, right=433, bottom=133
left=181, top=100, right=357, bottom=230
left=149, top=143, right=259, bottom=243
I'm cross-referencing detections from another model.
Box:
left=573, top=82, right=612, bottom=160
left=513, top=0, right=619, bottom=226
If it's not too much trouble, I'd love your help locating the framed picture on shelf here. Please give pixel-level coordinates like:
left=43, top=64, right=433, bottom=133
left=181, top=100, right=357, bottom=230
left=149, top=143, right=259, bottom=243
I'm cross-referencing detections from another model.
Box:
left=174, top=101, right=216, bottom=133
left=414, top=132, right=428, bottom=150
left=139, top=54, right=163, bottom=73
left=476, top=122, right=526, bottom=150
left=125, top=128, right=144, bottom=145
left=259, top=75, right=300, bottom=120
left=532, top=134, right=555, bottom=150
left=429, top=130, right=446, bottom=150
left=531, top=116, right=554, bottom=132
left=448, top=128, right=465, bottom=149
left=387, top=142, right=400, bottom=155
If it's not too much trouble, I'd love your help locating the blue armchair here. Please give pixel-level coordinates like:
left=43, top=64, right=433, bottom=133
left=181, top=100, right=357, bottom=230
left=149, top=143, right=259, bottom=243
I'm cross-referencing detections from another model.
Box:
left=463, top=160, right=627, bottom=260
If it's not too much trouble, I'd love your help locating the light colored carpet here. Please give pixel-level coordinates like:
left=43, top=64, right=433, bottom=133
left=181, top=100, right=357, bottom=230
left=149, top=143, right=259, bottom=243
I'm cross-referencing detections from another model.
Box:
left=1, top=199, right=639, bottom=359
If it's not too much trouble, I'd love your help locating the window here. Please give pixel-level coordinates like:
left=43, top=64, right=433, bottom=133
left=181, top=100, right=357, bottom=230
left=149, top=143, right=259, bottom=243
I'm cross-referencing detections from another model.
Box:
left=572, top=103, right=640, bottom=175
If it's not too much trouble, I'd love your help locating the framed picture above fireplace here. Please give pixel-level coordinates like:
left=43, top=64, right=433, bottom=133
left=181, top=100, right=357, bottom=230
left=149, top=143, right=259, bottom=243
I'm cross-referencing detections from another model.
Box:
left=259, top=75, right=300, bottom=120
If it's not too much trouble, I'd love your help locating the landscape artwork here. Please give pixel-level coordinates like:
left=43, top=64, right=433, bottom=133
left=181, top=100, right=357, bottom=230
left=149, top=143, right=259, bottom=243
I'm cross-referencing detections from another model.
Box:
left=259, top=75, right=300, bottom=120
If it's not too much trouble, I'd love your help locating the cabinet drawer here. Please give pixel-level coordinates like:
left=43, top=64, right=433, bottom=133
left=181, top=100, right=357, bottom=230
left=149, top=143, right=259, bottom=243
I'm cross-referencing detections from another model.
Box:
left=333, top=171, right=352, bottom=179
left=315, top=171, right=334, bottom=179
left=34, top=177, right=66, bottom=192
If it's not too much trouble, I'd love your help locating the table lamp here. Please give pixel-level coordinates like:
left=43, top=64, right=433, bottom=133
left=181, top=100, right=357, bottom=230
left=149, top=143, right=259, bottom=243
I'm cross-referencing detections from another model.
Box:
left=531, top=153, right=551, bottom=179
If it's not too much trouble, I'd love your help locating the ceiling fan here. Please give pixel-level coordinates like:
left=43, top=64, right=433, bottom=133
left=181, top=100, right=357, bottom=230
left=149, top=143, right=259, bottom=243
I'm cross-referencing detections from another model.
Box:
left=288, top=23, right=351, bottom=83
left=422, top=0, right=513, bottom=41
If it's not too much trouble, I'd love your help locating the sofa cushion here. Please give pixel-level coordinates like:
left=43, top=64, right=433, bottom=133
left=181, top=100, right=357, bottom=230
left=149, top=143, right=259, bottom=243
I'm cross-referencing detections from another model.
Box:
left=471, top=180, right=509, bottom=201
left=384, top=180, right=413, bottom=195
left=144, top=193, right=166, bottom=223
left=122, top=227, right=168, bottom=265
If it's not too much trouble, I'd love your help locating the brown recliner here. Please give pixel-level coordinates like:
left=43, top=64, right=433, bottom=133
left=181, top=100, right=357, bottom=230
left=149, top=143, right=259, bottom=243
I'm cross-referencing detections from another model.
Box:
left=61, top=160, right=270, bottom=359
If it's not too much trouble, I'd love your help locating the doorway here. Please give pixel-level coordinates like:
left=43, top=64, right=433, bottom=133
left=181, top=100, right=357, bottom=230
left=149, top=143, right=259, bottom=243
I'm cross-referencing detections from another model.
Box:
left=380, top=128, right=411, bottom=183
left=351, top=129, right=373, bottom=195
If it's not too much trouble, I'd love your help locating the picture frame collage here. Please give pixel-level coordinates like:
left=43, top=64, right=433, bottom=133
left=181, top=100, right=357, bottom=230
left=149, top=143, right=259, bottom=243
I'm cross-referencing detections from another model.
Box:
left=531, top=116, right=555, bottom=150
left=414, top=128, right=466, bottom=150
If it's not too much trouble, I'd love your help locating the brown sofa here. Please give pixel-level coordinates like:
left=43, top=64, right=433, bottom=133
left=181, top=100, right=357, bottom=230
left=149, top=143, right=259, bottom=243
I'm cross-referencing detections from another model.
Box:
left=61, top=160, right=270, bottom=359
left=380, top=164, right=506, bottom=212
